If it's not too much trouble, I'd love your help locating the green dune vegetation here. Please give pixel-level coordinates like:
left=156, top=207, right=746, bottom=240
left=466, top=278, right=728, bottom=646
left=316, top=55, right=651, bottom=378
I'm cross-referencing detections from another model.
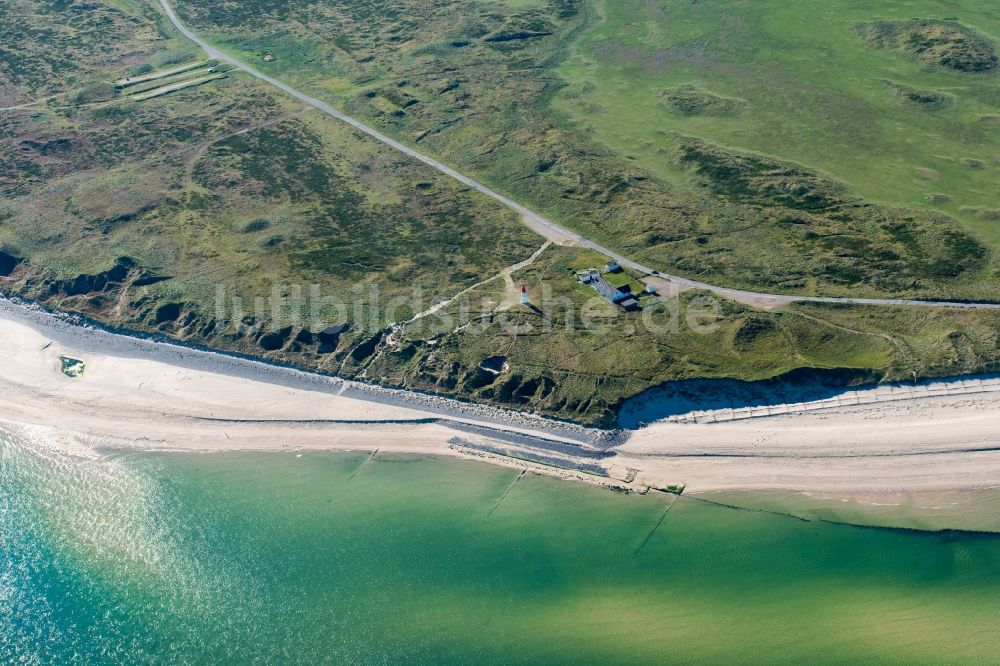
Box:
left=880, top=80, right=957, bottom=111
left=362, top=245, right=1000, bottom=423
left=553, top=0, right=1000, bottom=252
left=659, top=84, right=749, bottom=117
left=2, top=0, right=1000, bottom=424
left=162, top=0, right=1000, bottom=297
left=855, top=18, right=999, bottom=74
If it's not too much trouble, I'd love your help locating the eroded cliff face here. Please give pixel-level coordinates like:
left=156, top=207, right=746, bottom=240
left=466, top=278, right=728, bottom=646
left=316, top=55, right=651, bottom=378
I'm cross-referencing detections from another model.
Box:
left=0, top=254, right=606, bottom=425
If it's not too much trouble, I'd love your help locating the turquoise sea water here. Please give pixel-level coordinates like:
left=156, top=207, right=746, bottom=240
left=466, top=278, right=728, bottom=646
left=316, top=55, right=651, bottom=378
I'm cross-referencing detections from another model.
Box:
left=3, top=433, right=1000, bottom=664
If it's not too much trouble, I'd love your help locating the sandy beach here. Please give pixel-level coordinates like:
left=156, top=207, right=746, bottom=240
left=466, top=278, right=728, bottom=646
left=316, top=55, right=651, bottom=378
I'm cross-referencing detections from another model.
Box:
left=0, top=304, right=536, bottom=457
left=620, top=396, right=1000, bottom=492
left=0, top=299, right=621, bottom=488
left=2, top=299, right=1000, bottom=495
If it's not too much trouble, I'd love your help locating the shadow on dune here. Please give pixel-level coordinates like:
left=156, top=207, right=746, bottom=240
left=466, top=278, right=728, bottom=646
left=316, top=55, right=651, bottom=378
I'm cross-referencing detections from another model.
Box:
left=616, top=367, right=1000, bottom=429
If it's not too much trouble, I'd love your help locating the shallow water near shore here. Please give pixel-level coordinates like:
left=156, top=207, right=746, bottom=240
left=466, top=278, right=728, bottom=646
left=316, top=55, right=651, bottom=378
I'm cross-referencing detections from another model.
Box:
left=702, top=488, right=1000, bottom=533
left=3, top=433, right=1000, bottom=664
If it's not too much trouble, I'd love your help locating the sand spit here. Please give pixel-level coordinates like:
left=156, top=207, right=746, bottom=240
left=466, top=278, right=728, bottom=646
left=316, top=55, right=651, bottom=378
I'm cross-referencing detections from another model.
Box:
left=2, top=297, right=1000, bottom=495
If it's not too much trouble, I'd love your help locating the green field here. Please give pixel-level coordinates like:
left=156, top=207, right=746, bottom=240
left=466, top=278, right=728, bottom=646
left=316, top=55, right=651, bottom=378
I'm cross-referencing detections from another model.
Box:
left=555, top=0, right=1000, bottom=245
left=553, top=0, right=1000, bottom=271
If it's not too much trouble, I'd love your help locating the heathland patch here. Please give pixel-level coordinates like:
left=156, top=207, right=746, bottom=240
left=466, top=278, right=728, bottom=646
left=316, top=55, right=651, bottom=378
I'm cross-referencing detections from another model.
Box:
left=671, top=137, right=988, bottom=294
left=856, top=19, right=998, bottom=73
left=881, top=79, right=957, bottom=111
left=356, top=245, right=1000, bottom=425
left=168, top=0, right=1000, bottom=300
left=659, top=84, right=748, bottom=117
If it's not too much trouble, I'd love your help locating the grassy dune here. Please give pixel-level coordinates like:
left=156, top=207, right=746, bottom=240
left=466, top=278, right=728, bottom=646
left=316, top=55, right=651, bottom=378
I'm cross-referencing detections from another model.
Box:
left=555, top=0, right=1000, bottom=246
left=361, top=244, right=1000, bottom=423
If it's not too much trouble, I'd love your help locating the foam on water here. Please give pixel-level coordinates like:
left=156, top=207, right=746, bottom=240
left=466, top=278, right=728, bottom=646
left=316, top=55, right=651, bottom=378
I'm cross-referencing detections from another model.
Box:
left=2, top=425, right=195, bottom=583
left=0, top=427, right=256, bottom=662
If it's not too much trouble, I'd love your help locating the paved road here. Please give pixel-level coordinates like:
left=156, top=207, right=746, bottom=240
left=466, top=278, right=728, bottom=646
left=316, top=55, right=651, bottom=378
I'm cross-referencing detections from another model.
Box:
left=158, top=0, right=1000, bottom=311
